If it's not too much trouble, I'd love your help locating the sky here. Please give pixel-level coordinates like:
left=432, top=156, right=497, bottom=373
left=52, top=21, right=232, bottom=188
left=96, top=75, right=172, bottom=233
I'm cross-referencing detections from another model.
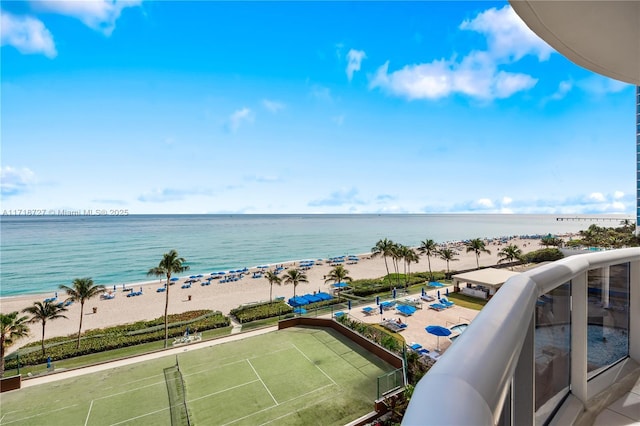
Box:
left=1, top=1, right=636, bottom=215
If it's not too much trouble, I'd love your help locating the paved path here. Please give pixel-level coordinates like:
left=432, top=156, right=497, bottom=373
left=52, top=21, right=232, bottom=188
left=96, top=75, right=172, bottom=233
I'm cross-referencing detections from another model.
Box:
left=21, top=326, right=278, bottom=388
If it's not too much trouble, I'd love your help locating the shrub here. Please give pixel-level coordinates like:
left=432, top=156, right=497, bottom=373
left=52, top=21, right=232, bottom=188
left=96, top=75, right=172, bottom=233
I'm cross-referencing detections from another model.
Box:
left=522, top=248, right=564, bottom=263
left=230, top=301, right=293, bottom=323
left=7, top=310, right=229, bottom=368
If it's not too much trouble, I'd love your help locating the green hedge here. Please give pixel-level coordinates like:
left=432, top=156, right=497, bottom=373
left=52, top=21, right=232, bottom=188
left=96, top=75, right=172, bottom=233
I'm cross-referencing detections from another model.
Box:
left=522, top=248, right=564, bottom=263
left=230, top=301, right=293, bottom=323
left=6, top=310, right=229, bottom=368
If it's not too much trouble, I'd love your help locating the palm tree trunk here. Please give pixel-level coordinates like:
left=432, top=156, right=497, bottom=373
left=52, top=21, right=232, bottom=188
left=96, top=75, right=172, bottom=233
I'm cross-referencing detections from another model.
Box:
left=77, top=302, right=84, bottom=349
left=476, top=252, right=480, bottom=269
left=41, top=323, right=46, bottom=357
left=164, top=275, right=170, bottom=348
left=427, top=257, right=432, bottom=281
left=269, top=284, right=273, bottom=303
left=0, top=337, right=6, bottom=376
left=383, top=256, right=390, bottom=277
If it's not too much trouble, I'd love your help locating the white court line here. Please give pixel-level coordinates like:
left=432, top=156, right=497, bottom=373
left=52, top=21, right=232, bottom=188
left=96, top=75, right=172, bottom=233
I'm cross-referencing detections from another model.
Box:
left=0, top=404, right=79, bottom=425
left=94, top=380, right=165, bottom=401
left=109, top=406, right=170, bottom=426
left=257, top=394, right=335, bottom=426
left=84, top=400, right=94, bottom=426
left=222, top=383, right=334, bottom=426
left=291, top=344, right=337, bottom=385
left=187, top=379, right=260, bottom=403
left=246, top=359, right=278, bottom=405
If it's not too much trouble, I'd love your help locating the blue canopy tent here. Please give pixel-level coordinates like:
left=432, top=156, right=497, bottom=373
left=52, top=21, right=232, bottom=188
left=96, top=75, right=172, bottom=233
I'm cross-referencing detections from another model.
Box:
left=293, top=307, right=307, bottom=314
left=426, top=325, right=452, bottom=351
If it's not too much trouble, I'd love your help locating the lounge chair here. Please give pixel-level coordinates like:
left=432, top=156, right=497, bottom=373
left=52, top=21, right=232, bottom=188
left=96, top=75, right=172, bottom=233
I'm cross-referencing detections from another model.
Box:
left=421, top=294, right=436, bottom=302
left=362, top=306, right=375, bottom=315
left=429, top=303, right=447, bottom=311
left=439, top=297, right=455, bottom=308
left=334, top=311, right=345, bottom=319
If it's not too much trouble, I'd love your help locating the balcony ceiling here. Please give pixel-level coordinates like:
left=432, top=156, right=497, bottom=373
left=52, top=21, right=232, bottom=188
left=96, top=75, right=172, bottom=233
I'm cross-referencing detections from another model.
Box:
left=509, top=1, right=640, bottom=85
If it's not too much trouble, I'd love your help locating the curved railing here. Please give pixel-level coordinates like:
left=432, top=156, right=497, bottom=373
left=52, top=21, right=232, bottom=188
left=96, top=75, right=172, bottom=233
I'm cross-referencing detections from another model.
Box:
left=403, top=247, right=640, bottom=425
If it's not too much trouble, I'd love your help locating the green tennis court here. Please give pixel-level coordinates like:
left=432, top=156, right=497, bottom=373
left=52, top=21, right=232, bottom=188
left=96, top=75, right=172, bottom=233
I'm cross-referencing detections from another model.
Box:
left=0, top=326, right=397, bottom=425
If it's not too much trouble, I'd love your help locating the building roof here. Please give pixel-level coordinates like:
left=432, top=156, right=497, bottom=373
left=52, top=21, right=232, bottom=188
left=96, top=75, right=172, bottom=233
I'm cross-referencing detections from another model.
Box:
left=510, top=1, right=640, bottom=85
left=452, top=268, right=521, bottom=288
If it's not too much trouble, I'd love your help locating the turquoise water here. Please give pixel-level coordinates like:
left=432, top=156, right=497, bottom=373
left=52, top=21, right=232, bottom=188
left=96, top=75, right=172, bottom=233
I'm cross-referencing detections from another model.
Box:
left=0, top=214, right=620, bottom=297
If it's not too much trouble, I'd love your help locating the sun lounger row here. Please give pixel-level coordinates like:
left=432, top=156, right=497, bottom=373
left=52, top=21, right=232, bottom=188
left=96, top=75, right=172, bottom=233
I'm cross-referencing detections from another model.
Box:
left=288, top=292, right=333, bottom=307
left=381, top=319, right=407, bottom=332
left=127, top=290, right=143, bottom=297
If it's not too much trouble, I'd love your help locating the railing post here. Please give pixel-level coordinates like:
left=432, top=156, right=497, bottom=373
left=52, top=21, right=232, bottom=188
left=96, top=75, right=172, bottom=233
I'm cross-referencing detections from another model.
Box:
left=630, top=258, right=640, bottom=361
left=512, top=316, right=535, bottom=426
left=571, top=271, right=588, bottom=403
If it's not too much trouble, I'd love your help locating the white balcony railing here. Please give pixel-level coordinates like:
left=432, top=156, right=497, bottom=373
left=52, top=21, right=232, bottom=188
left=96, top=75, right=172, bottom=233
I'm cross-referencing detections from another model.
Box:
left=403, top=247, right=640, bottom=426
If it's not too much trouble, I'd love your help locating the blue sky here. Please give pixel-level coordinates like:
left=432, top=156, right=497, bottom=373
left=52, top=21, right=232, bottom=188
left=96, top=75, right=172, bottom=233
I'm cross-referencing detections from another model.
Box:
left=1, top=1, right=636, bottom=215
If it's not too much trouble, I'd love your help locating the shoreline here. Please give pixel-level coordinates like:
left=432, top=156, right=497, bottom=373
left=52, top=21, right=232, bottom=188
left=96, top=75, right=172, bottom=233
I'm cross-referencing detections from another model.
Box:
left=1, top=235, right=570, bottom=348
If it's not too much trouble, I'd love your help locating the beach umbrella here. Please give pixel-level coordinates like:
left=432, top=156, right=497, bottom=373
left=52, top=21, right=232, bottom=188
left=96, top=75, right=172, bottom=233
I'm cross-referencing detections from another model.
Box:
left=379, top=304, right=383, bottom=315
left=397, top=305, right=416, bottom=316
left=376, top=296, right=380, bottom=305
left=392, top=288, right=396, bottom=299
left=196, top=274, right=203, bottom=278
left=293, top=307, right=307, bottom=314
left=437, top=290, right=441, bottom=299
left=426, top=325, right=452, bottom=351
left=47, top=356, right=51, bottom=369
left=421, top=288, right=425, bottom=296
left=218, top=272, right=226, bottom=275
left=446, top=288, right=449, bottom=296
left=170, top=277, right=179, bottom=282
left=348, top=300, right=351, bottom=310
left=113, top=285, right=116, bottom=292
left=190, top=275, right=197, bottom=279
left=333, top=282, right=348, bottom=288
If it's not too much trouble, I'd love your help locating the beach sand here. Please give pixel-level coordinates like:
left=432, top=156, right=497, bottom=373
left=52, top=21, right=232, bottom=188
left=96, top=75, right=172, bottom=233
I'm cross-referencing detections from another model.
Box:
left=0, top=237, right=556, bottom=349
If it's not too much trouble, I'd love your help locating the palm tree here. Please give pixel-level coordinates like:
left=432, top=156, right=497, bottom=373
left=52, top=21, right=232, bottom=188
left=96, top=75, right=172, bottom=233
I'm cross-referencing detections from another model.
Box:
left=282, top=269, right=308, bottom=299
left=22, top=301, right=68, bottom=357
left=437, top=248, right=459, bottom=275
left=418, top=239, right=438, bottom=281
left=465, top=238, right=491, bottom=269
left=389, top=242, right=403, bottom=287
left=0, top=312, right=30, bottom=377
left=147, top=250, right=189, bottom=348
left=497, top=244, right=523, bottom=270
left=401, top=246, right=420, bottom=291
left=325, top=264, right=352, bottom=301
left=265, top=270, right=282, bottom=303
left=371, top=238, right=395, bottom=278
left=59, top=277, right=105, bottom=349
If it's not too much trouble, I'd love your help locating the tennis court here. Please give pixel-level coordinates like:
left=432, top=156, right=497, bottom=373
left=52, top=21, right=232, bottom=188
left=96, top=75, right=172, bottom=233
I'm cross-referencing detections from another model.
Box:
left=0, top=326, right=397, bottom=425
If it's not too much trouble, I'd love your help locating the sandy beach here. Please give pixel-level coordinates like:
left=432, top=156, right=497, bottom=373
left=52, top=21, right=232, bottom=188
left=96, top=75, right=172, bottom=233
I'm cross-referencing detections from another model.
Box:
left=0, top=236, right=558, bottom=350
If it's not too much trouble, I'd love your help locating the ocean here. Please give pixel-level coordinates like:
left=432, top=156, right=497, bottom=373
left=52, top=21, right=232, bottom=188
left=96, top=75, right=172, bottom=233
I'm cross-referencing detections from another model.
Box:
left=0, top=214, right=629, bottom=297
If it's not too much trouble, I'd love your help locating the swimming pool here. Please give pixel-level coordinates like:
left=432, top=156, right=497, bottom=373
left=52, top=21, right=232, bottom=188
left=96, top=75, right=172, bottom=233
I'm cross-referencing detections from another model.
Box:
left=449, top=323, right=469, bottom=342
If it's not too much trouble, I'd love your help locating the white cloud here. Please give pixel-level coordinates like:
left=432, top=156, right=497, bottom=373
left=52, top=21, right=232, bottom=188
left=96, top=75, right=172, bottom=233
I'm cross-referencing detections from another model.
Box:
left=309, top=187, right=364, bottom=207
left=227, top=108, right=253, bottom=132
left=369, top=5, right=549, bottom=101
left=0, top=11, right=57, bottom=58
left=309, top=84, right=333, bottom=102
left=346, top=49, right=366, bottom=81
left=588, top=192, right=606, bottom=202
left=502, top=196, right=512, bottom=205
left=138, top=187, right=212, bottom=203
left=262, top=99, right=285, bottom=113
left=1, top=166, right=36, bottom=197
left=369, top=58, right=536, bottom=101
left=476, top=198, right=494, bottom=208
left=550, top=80, right=573, bottom=100
left=613, top=191, right=624, bottom=199
left=459, top=5, right=553, bottom=62
left=30, top=0, right=142, bottom=36
left=576, top=75, right=631, bottom=96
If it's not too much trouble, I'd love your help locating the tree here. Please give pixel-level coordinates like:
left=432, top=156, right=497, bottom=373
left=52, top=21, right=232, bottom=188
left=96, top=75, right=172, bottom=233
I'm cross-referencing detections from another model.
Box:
left=418, top=239, right=438, bottom=281
left=437, top=248, right=459, bottom=275
left=389, top=242, right=402, bottom=287
left=147, top=250, right=189, bottom=348
left=22, top=301, right=68, bottom=357
left=401, top=246, right=420, bottom=291
left=465, top=238, right=491, bottom=269
left=0, top=312, right=30, bottom=377
left=540, top=235, right=563, bottom=248
left=265, top=270, right=282, bottom=303
left=371, top=238, right=395, bottom=279
left=59, top=277, right=105, bottom=349
left=497, top=244, right=523, bottom=270
left=282, top=269, right=308, bottom=298
left=324, top=264, right=352, bottom=301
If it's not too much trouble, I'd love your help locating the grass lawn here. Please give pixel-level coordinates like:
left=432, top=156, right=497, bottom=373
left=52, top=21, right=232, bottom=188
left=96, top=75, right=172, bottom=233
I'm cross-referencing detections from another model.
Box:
left=445, top=293, right=488, bottom=310
left=0, top=327, right=396, bottom=426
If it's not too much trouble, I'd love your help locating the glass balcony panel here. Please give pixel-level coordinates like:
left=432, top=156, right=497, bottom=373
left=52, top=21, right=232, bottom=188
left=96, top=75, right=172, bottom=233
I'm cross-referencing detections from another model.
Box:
left=535, top=282, right=571, bottom=410
left=587, top=263, right=630, bottom=374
